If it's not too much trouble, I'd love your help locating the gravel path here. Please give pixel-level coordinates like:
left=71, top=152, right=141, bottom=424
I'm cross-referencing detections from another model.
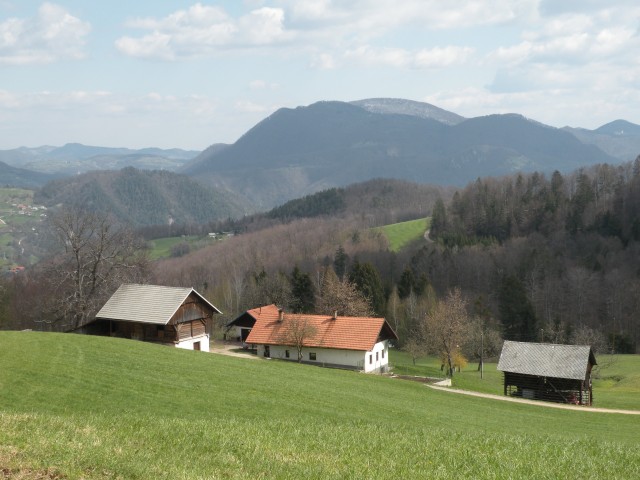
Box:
left=209, top=342, right=260, bottom=360
left=428, top=384, right=640, bottom=415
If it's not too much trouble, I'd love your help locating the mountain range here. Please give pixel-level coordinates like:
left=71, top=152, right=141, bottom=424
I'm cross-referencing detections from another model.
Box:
left=0, top=144, right=199, bottom=178
left=3, top=98, right=640, bottom=213
left=183, top=99, right=637, bottom=208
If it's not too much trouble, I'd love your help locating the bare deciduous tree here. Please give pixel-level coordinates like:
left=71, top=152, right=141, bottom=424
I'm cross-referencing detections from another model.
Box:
left=278, top=314, right=318, bottom=362
left=316, top=267, right=374, bottom=317
left=38, top=206, right=149, bottom=330
left=421, top=288, right=471, bottom=377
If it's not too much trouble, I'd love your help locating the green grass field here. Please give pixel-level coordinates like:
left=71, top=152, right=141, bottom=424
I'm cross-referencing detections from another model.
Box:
left=0, top=332, right=638, bottom=479
left=376, top=217, right=430, bottom=252
left=147, top=235, right=217, bottom=260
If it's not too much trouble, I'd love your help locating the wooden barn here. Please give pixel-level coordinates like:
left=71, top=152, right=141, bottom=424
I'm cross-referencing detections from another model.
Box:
left=497, top=340, right=597, bottom=406
left=78, top=284, right=222, bottom=352
left=225, top=307, right=260, bottom=343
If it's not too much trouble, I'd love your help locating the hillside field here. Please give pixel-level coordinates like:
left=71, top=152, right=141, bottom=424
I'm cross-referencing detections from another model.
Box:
left=376, top=217, right=430, bottom=252
left=0, top=332, right=638, bottom=479
left=147, top=235, right=219, bottom=260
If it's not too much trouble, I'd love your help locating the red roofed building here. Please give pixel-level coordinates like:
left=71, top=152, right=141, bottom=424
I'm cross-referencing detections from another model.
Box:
left=237, top=304, right=398, bottom=373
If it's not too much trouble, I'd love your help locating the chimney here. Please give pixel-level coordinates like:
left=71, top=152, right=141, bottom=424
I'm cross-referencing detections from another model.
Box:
left=278, top=308, right=284, bottom=322
left=332, top=310, right=338, bottom=320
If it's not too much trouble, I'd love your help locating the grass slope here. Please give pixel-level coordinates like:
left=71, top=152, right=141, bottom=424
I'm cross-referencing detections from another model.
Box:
left=0, top=332, right=638, bottom=479
left=147, top=235, right=220, bottom=260
left=377, top=217, right=430, bottom=252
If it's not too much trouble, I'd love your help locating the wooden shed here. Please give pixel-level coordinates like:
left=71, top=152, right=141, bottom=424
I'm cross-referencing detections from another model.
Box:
left=79, top=284, right=222, bottom=352
left=497, top=340, right=597, bottom=406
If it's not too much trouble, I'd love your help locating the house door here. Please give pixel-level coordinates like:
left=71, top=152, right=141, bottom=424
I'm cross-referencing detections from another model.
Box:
left=193, top=341, right=201, bottom=351
left=264, top=345, right=270, bottom=358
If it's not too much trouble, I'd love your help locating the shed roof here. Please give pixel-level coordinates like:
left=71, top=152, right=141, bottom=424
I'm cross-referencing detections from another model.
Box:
left=96, top=284, right=221, bottom=325
left=497, top=340, right=596, bottom=381
left=244, top=304, right=397, bottom=352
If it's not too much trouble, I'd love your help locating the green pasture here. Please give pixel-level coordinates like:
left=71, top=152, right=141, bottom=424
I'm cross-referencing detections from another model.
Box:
left=0, top=332, right=638, bottom=479
left=376, top=217, right=430, bottom=252
left=390, top=349, right=640, bottom=410
left=147, top=235, right=216, bottom=260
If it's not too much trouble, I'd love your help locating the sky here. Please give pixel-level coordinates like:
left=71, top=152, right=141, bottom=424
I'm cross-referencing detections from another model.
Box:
left=1, top=1, right=639, bottom=150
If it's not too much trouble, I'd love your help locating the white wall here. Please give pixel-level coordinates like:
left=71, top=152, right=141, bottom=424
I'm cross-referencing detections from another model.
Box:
left=176, top=334, right=210, bottom=352
left=256, top=340, right=389, bottom=373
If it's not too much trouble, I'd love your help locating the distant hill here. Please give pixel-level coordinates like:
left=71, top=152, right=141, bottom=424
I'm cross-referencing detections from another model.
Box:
left=183, top=100, right=616, bottom=208
left=563, top=119, right=640, bottom=162
left=0, top=143, right=201, bottom=175
left=0, top=160, right=55, bottom=188
left=35, top=167, right=249, bottom=226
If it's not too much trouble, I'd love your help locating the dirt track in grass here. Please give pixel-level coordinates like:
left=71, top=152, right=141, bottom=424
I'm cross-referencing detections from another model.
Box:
left=427, top=384, right=640, bottom=415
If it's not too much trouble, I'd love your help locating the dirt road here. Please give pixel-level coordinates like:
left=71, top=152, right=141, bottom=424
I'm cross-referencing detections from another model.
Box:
left=428, top=384, right=640, bottom=415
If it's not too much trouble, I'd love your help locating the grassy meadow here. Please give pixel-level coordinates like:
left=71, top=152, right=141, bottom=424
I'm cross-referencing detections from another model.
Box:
left=376, top=217, right=430, bottom=252
left=147, top=235, right=219, bottom=260
left=0, top=332, right=639, bottom=479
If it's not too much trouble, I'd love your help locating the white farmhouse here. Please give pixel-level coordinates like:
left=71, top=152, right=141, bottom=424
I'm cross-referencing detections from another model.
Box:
left=242, top=304, right=398, bottom=373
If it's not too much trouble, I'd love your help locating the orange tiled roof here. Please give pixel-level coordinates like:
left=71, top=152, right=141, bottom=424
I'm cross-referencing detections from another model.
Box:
left=244, top=304, right=397, bottom=351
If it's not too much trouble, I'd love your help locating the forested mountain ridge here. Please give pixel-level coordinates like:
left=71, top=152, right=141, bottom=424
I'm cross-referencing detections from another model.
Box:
left=0, top=160, right=56, bottom=188
left=419, top=159, right=640, bottom=351
left=184, top=99, right=619, bottom=209
left=34, top=167, right=249, bottom=226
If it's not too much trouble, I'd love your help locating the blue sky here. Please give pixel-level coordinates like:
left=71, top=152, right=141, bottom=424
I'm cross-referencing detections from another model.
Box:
left=1, top=1, right=639, bottom=149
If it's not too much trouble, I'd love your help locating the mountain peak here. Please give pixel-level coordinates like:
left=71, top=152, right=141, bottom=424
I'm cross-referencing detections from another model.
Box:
left=594, top=120, right=640, bottom=136
left=350, top=98, right=465, bottom=125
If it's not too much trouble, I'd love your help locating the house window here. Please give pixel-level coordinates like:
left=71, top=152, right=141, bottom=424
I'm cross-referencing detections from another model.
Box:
left=369, top=354, right=372, bottom=364
left=382, top=349, right=385, bottom=359
left=376, top=352, right=379, bottom=361
left=309, top=352, right=317, bottom=361
left=285, top=350, right=290, bottom=358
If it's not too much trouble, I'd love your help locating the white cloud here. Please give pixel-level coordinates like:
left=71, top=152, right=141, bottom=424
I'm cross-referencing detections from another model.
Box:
left=342, top=44, right=473, bottom=69
left=0, top=2, right=90, bottom=65
left=249, top=80, right=279, bottom=90
left=414, top=46, right=474, bottom=68
left=235, top=100, right=270, bottom=113
left=115, top=1, right=536, bottom=61
left=279, top=0, right=537, bottom=30
left=116, top=3, right=293, bottom=59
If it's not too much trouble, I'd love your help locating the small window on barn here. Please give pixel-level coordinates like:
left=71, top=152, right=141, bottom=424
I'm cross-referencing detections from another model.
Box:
left=158, top=325, right=165, bottom=331
left=285, top=350, right=290, bottom=358
left=309, top=352, right=317, bottom=361
left=369, top=354, right=372, bottom=364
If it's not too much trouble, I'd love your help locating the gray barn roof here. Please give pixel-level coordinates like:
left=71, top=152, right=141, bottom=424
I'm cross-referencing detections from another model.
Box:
left=96, top=284, right=221, bottom=325
left=497, top=340, right=596, bottom=381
